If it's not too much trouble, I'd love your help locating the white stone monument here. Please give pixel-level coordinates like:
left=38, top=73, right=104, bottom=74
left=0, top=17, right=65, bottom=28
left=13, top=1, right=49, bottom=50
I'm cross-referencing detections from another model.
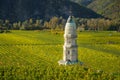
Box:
left=58, top=16, right=78, bottom=65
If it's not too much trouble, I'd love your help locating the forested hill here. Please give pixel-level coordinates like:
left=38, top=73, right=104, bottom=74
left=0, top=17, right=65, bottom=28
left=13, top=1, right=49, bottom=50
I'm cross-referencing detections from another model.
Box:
left=87, top=0, right=120, bottom=20
left=0, top=0, right=101, bottom=22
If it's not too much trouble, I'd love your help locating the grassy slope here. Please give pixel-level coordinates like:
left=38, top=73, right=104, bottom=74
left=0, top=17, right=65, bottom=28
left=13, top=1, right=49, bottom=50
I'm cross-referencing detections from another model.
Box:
left=87, top=0, right=120, bottom=20
left=0, top=30, right=120, bottom=79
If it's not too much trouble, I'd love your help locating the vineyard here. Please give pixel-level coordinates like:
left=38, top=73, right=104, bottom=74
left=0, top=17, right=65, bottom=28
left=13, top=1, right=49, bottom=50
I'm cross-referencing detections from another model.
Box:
left=0, top=30, right=120, bottom=80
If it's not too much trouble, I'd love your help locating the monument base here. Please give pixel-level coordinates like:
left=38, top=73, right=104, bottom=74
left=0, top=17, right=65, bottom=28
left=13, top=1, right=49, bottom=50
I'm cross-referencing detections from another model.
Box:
left=58, top=60, right=80, bottom=65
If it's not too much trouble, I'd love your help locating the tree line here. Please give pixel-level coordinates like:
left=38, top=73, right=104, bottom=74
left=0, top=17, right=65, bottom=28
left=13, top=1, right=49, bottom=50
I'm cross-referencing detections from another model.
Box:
left=0, top=16, right=120, bottom=33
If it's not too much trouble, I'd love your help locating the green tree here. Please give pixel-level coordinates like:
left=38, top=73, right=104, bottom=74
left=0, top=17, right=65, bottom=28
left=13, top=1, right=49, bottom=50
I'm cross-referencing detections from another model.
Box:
left=28, top=18, right=34, bottom=30
left=0, top=19, right=3, bottom=28
left=35, top=19, right=43, bottom=30
left=0, top=19, right=4, bottom=33
left=21, top=20, right=29, bottom=30
left=49, top=17, right=59, bottom=30
left=44, top=21, right=50, bottom=29
left=5, top=20, right=10, bottom=30
left=13, top=22, right=19, bottom=30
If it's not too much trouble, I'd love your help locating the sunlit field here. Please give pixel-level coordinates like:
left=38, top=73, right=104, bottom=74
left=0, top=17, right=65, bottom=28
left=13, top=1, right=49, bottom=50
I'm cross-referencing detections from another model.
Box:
left=0, top=30, right=120, bottom=80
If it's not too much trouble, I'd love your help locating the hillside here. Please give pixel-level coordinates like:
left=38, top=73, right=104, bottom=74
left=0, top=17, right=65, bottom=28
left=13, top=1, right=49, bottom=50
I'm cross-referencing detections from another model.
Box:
left=0, top=0, right=102, bottom=22
left=87, top=0, right=120, bottom=20
left=70, top=0, right=94, bottom=6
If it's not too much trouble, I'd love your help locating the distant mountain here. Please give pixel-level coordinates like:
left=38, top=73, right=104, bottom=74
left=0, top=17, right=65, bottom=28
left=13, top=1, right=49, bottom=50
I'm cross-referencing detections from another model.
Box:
left=87, top=0, right=120, bottom=20
left=0, top=0, right=101, bottom=22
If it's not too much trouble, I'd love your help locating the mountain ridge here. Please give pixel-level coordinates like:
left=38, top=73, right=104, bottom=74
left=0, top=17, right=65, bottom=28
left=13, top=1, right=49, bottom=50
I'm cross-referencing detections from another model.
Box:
left=70, top=0, right=94, bottom=6
left=87, top=0, right=120, bottom=20
left=0, top=0, right=101, bottom=22
left=70, top=0, right=120, bottom=20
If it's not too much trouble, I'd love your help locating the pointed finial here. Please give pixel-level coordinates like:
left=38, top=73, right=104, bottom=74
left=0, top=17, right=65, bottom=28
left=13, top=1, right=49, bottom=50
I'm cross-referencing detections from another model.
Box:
left=67, top=15, right=74, bottom=23
left=69, top=6, right=72, bottom=16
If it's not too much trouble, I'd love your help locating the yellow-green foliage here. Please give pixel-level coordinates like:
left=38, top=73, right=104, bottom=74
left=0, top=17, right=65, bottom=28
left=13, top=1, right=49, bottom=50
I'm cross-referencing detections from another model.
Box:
left=0, top=31, right=120, bottom=80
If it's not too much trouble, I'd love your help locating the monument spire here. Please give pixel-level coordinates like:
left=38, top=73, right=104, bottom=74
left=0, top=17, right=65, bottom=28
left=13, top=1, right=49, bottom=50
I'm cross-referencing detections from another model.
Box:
left=58, top=14, right=79, bottom=65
